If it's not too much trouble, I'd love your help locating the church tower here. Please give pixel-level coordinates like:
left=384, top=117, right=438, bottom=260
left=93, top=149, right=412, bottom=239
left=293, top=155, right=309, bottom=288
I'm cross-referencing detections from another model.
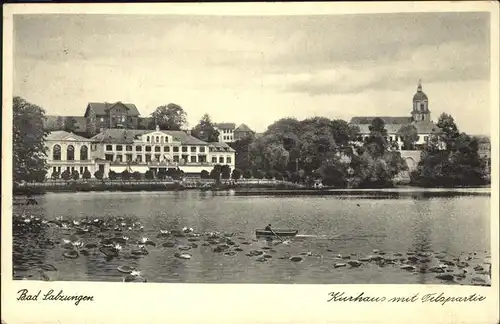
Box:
left=411, top=80, right=430, bottom=122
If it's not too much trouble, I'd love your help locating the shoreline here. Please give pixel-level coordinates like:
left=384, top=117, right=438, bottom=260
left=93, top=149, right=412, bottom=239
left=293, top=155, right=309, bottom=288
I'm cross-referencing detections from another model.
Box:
left=12, top=182, right=491, bottom=197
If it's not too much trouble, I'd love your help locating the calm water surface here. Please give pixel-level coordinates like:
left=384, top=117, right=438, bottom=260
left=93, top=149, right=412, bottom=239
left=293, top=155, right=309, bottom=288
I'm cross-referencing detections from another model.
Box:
left=12, top=190, right=491, bottom=285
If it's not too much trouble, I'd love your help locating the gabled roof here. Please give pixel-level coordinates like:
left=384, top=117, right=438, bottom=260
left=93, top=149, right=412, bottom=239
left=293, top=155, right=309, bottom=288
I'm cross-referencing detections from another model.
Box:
left=350, top=116, right=412, bottom=125
left=235, top=123, right=254, bottom=133
left=209, top=141, right=235, bottom=152
left=214, top=122, right=236, bottom=130
left=46, top=130, right=92, bottom=142
left=85, top=102, right=141, bottom=117
left=90, top=129, right=209, bottom=145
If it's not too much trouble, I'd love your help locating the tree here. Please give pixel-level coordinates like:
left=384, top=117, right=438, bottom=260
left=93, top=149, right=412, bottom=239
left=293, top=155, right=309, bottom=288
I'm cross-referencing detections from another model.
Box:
left=133, top=171, right=142, bottom=181
left=145, top=170, right=155, bottom=180
left=397, top=124, right=419, bottom=150
left=108, top=170, right=117, bottom=180
left=221, top=165, right=231, bottom=179
left=51, top=170, right=60, bottom=180
left=253, top=169, right=265, bottom=179
left=82, top=169, right=92, bottom=180
left=150, top=103, right=187, bottom=130
left=61, top=169, right=71, bottom=181
left=94, top=170, right=104, bottom=180
left=331, top=119, right=360, bottom=148
left=191, top=114, right=220, bottom=143
left=231, top=169, right=241, bottom=180
left=242, top=169, right=252, bottom=179
left=72, top=170, right=80, bottom=181
left=13, top=97, right=49, bottom=183
left=63, top=117, right=78, bottom=133
left=436, top=113, right=460, bottom=150
left=210, top=165, right=222, bottom=183
left=229, top=137, right=253, bottom=172
left=200, top=170, right=210, bottom=179
left=121, top=170, right=131, bottom=181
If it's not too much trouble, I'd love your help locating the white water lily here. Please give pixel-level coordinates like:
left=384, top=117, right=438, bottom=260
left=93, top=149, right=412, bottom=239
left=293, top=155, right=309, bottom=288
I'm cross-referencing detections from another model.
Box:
left=114, top=244, right=122, bottom=251
left=62, top=239, right=71, bottom=244
left=24, top=218, right=31, bottom=224
left=121, top=222, right=126, bottom=227
left=141, top=237, right=148, bottom=243
left=130, top=270, right=141, bottom=277
left=160, top=229, right=170, bottom=234
left=56, top=216, right=63, bottom=221
left=73, top=220, right=79, bottom=226
left=122, top=236, right=129, bottom=241
left=72, top=241, right=84, bottom=248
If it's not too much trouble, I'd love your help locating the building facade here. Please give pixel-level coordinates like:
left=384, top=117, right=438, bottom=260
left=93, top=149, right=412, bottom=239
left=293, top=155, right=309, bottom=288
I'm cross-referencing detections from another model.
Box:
left=84, top=102, right=141, bottom=135
left=45, top=127, right=236, bottom=179
left=214, top=123, right=236, bottom=143
left=233, top=123, right=256, bottom=141
left=350, top=81, right=441, bottom=151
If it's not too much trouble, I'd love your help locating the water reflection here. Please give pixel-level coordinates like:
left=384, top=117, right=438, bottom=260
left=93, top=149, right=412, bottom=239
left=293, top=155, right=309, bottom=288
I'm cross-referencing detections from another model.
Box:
left=12, top=191, right=491, bottom=285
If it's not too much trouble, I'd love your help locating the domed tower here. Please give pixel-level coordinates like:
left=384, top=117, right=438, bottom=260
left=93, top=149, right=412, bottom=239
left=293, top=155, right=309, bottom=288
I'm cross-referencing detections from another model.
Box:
left=411, top=80, right=430, bottom=122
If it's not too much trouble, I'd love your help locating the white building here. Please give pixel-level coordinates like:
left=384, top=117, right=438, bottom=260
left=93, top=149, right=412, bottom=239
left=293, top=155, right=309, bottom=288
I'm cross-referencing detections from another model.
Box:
left=214, top=123, right=236, bottom=143
left=45, top=126, right=235, bottom=179
left=350, top=81, right=441, bottom=151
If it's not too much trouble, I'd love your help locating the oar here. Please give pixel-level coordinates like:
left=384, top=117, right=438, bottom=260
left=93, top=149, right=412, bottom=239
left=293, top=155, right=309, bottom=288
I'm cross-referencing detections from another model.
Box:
left=270, top=229, right=290, bottom=244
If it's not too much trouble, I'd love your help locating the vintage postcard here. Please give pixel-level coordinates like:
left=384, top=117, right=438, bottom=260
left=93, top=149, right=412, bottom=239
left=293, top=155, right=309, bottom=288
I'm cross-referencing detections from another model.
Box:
left=2, top=2, right=499, bottom=324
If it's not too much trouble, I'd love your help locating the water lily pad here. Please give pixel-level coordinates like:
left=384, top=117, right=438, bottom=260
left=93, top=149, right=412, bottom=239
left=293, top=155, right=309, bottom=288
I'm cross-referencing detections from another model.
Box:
left=175, top=252, right=192, bottom=260
left=63, top=251, right=79, bottom=259
left=40, top=264, right=57, bottom=272
left=117, top=265, right=135, bottom=274
left=334, top=263, right=347, bottom=268
left=162, top=241, right=176, bottom=248
left=289, top=256, right=303, bottom=262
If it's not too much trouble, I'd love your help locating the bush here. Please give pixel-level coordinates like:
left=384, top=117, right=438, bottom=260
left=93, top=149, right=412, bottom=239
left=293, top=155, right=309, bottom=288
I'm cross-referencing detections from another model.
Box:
left=200, top=170, right=210, bottom=179
left=133, top=171, right=142, bottom=181
left=82, top=169, right=92, bottom=180
left=121, top=170, right=131, bottom=181
left=242, top=169, right=252, bottom=179
left=61, top=169, right=71, bottom=181
left=108, top=170, right=117, bottom=180
left=71, top=170, right=80, bottom=181
left=221, top=165, right=231, bottom=179
left=145, top=170, right=154, bottom=180
left=253, top=169, right=265, bottom=179
left=51, top=170, right=60, bottom=180
left=94, top=170, right=104, bottom=180
left=231, top=168, right=241, bottom=180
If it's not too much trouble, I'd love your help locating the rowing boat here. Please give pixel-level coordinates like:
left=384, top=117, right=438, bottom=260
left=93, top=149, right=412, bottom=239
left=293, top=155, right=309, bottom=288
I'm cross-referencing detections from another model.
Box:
left=255, top=229, right=298, bottom=237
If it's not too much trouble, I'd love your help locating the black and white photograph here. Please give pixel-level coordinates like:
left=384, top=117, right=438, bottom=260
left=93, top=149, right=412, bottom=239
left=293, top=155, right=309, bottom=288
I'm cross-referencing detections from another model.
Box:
left=3, top=2, right=499, bottom=323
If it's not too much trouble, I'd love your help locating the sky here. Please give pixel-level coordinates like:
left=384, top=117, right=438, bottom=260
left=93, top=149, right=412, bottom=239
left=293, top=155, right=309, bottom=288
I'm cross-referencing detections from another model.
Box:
left=13, top=12, right=492, bottom=135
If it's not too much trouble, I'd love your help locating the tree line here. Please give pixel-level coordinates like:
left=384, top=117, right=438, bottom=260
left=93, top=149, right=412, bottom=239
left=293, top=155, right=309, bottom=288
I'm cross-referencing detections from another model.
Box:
left=13, top=96, right=490, bottom=188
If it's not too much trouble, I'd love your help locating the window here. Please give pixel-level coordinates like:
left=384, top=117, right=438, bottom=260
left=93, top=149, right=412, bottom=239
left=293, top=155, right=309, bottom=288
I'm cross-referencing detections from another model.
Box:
left=155, top=154, right=161, bottom=161
left=52, top=167, right=57, bottom=174
left=100, top=117, right=104, bottom=122
left=420, top=103, right=425, bottom=111
left=80, top=145, right=88, bottom=160
left=106, top=145, right=113, bottom=151
left=53, top=145, right=61, bottom=160
left=136, top=146, right=142, bottom=152
left=115, top=154, right=122, bottom=162
left=199, top=155, right=207, bottom=163
left=116, top=145, right=123, bottom=151
left=226, top=157, right=232, bottom=164
left=145, top=154, right=152, bottom=163
left=164, top=146, right=170, bottom=152
left=136, top=155, right=142, bottom=163
left=126, top=145, right=133, bottom=151
left=190, top=146, right=196, bottom=152
left=394, top=136, right=398, bottom=142
left=164, top=137, right=169, bottom=143
left=67, top=145, right=75, bottom=161
left=219, top=156, right=224, bottom=163
left=190, top=156, right=197, bottom=163
left=173, top=156, right=179, bottom=162
left=416, top=136, right=421, bottom=142
left=199, top=147, right=205, bottom=153
left=145, top=146, right=152, bottom=152
left=156, top=136, right=159, bottom=143
left=212, top=157, right=217, bottom=163
left=80, top=167, right=84, bottom=174
left=173, top=146, right=179, bottom=152
left=182, top=147, right=188, bottom=152
left=424, top=136, right=429, bottom=142
left=147, top=136, right=150, bottom=143
left=155, top=146, right=161, bottom=152
left=105, top=154, right=113, bottom=161
left=126, top=154, right=133, bottom=162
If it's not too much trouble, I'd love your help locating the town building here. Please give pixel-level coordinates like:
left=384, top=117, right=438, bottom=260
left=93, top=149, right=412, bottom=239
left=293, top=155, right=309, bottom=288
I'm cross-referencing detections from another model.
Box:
left=233, top=123, right=256, bottom=141
left=214, top=123, right=236, bottom=143
left=350, top=81, right=441, bottom=152
left=84, top=102, right=141, bottom=135
left=45, top=126, right=235, bottom=179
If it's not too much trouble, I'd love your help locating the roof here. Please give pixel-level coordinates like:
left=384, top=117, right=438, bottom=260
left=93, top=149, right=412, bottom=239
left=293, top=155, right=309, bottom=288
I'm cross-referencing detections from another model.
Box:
left=86, top=102, right=141, bottom=117
left=209, top=141, right=235, bottom=152
left=46, top=130, right=92, bottom=142
left=413, top=92, right=428, bottom=102
left=235, top=123, right=254, bottom=133
left=90, top=128, right=209, bottom=145
left=350, top=116, right=412, bottom=124
left=214, top=123, right=236, bottom=130
left=355, top=121, right=440, bottom=134
left=44, top=116, right=87, bottom=132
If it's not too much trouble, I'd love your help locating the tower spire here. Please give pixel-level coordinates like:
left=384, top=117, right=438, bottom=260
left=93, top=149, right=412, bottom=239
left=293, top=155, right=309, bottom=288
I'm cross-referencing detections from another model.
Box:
left=417, top=79, right=422, bottom=92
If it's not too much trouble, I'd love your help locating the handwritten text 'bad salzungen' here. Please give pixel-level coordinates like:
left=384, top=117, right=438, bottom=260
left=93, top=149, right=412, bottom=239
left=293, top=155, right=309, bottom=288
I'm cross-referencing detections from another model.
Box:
left=327, top=292, right=486, bottom=306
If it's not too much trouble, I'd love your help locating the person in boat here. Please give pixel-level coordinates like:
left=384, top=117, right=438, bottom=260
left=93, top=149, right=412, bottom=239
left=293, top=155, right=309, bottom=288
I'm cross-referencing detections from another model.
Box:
left=265, top=224, right=272, bottom=231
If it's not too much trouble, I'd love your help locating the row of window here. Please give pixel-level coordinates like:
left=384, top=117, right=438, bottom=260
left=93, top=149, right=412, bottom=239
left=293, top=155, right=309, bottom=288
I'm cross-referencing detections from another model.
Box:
left=358, top=135, right=429, bottom=142
left=222, top=129, right=233, bottom=134
left=145, top=135, right=169, bottom=144
left=52, top=145, right=88, bottom=161
left=52, top=166, right=89, bottom=174
left=103, top=154, right=232, bottom=164
left=105, top=144, right=205, bottom=153
left=222, top=136, right=233, bottom=141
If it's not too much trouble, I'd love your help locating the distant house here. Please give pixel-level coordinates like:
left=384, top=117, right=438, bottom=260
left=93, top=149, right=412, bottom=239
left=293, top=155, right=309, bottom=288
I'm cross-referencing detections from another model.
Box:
left=214, top=122, right=236, bottom=143
left=84, top=101, right=141, bottom=135
left=234, top=123, right=255, bottom=141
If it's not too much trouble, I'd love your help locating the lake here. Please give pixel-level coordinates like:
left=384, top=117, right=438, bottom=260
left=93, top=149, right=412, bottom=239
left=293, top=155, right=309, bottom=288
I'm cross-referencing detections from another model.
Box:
left=12, top=189, right=491, bottom=285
